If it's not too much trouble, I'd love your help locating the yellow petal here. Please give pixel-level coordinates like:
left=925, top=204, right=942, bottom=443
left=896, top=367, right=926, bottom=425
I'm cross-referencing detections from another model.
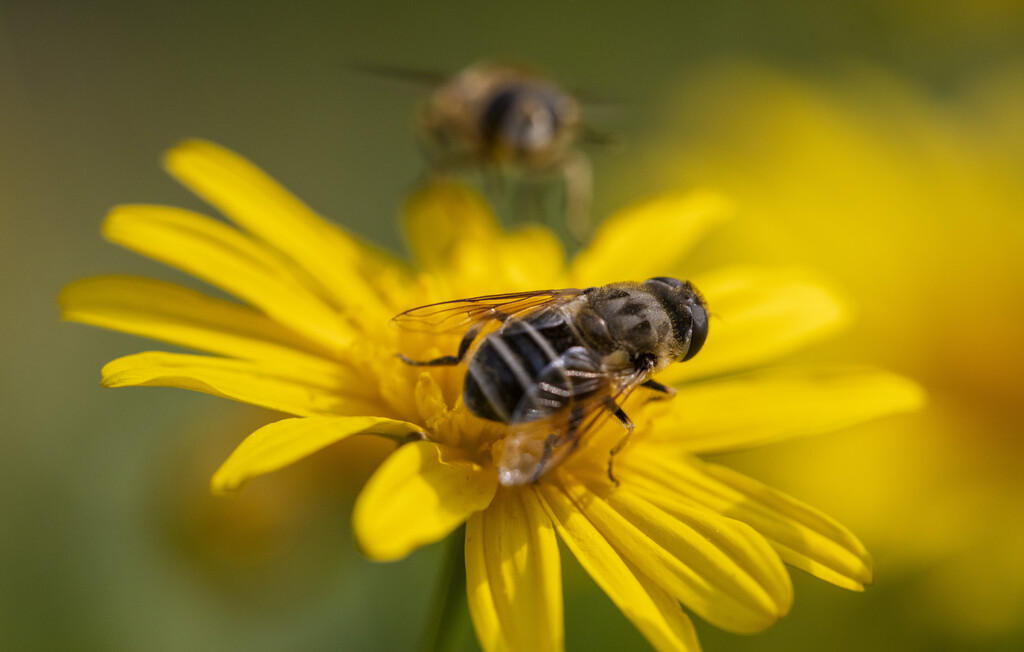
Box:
left=101, top=351, right=378, bottom=417
left=465, top=488, right=563, bottom=652
left=103, top=204, right=354, bottom=352
left=570, top=192, right=733, bottom=286
left=537, top=483, right=702, bottom=652
left=623, top=451, right=872, bottom=591
left=60, top=275, right=335, bottom=371
left=403, top=180, right=500, bottom=275
left=496, top=224, right=569, bottom=290
left=212, top=415, right=422, bottom=493
left=658, top=266, right=847, bottom=384
left=354, top=441, right=497, bottom=562
left=559, top=473, right=792, bottom=634
left=651, top=366, right=925, bottom=454
left=164, top=139, right=394, bottom=326
left=402, top=181, right=568, bottom=297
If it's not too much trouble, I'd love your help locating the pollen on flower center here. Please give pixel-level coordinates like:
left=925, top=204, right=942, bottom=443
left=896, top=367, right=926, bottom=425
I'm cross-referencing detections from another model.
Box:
left=406, top=365, right=505, bottom=460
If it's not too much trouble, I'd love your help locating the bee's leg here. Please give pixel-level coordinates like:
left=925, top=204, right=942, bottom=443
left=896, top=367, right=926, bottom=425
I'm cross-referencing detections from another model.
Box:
left=605, top=400, right=636, bottom=487
left=481, top=163, right=508, bottom=212
left=398, top=323, right=483, bottom=366
left=510, top=177, right=547, bottom=227
left=561, top=150, right=593, bottom=242
left=532, top=404, right=586, bottom=482
left=640, top=379, right=677, bottom=398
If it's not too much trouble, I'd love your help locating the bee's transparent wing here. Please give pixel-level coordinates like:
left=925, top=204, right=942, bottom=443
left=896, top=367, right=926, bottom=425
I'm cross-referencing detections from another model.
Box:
left=348, top=62, right=449, bottom=88
left=498, top=347, right=647, bottom=486
left=393, top=288, right=583, bottom=334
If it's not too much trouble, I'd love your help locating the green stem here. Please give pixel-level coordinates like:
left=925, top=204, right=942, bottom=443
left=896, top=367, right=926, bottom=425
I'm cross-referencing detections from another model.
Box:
left=422, top=524, right=468, bottom=652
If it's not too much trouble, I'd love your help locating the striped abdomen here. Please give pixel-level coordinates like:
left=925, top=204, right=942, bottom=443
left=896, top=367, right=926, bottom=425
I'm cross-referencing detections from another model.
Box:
left=463, top=310, right=581, bottom=424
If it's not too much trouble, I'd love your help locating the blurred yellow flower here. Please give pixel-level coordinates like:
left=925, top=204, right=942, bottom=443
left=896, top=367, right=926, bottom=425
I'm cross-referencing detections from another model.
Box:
left=639, top=61, right=1024, bottom=643
left=61, top=140, right=922, bottom=651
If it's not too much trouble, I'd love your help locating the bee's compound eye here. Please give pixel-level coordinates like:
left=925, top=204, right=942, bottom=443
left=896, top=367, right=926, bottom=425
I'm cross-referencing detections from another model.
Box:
left=682, top=300, right=709, bottom=361
left=646, top=276, right=685, bottom=290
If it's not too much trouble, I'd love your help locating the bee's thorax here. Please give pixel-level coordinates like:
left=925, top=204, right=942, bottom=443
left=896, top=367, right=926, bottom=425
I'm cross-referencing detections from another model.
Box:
left=574, top=284, right=678, bottom=370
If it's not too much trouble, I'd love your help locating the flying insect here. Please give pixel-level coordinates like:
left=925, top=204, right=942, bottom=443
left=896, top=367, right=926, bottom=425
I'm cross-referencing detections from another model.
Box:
left=354, top=61, right=605, bottom=239
left=419, top=62, right=598, bottom=239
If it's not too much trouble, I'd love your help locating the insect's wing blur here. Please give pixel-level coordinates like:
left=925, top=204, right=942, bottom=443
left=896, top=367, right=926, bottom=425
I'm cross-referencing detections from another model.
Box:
left=392, top=288, right=583, bottom=334
left=497, top=348, right=649, bottom=486
left=348, top=62, right=448, bottom=89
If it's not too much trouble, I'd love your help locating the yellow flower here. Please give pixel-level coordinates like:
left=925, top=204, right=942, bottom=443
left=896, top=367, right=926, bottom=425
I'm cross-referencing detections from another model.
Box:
left=60, top=140, right=923, bottom=651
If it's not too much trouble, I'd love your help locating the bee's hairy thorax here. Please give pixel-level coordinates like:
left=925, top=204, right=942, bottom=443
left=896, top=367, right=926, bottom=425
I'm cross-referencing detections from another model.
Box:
left=462, top=285, right=676, bottom=425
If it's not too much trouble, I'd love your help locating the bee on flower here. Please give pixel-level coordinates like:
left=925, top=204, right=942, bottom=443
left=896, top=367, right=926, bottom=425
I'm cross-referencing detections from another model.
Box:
left=61, top=141, right=922, bottom=651
left=395, top=277, right=709, bottom=487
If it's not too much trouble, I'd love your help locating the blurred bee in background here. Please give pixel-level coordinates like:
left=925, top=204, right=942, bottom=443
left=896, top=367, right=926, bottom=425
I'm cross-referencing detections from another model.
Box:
left=395, top=277, right=709, bottom=486
left=356, top=61, right=610, bottom=240
left=420, top=62, right=595, bottom=239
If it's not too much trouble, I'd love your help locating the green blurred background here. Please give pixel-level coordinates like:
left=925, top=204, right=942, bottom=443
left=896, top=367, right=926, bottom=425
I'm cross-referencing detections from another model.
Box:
left=3, top=1, right=1023, bottom=650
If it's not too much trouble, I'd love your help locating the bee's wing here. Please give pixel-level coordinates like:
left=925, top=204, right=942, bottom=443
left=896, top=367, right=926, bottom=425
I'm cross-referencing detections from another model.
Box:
left=392, top=288, right=584, bottom=334
left=498, top=347, right=648, bottom=486
left=347, top=62, right=449, bottom=89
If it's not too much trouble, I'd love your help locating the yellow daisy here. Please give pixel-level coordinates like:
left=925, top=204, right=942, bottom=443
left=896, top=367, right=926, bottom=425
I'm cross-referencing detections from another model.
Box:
left=60, top=140, right=923, bottom=651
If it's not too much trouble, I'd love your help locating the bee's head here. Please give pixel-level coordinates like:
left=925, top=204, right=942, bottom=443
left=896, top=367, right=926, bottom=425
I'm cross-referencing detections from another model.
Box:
left=643, top=277, right=709, bottom=362
left=481, top=84, right=566, bottom=157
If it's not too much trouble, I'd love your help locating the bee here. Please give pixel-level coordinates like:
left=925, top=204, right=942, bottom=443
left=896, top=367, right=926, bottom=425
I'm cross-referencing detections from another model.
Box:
left=395, top=277, right=709, bottom=486
left=418, top=62, right=599, bottom=240
left=419, top=62, right=582, bottom=173
left=356, top=61, right=601, bottom=239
